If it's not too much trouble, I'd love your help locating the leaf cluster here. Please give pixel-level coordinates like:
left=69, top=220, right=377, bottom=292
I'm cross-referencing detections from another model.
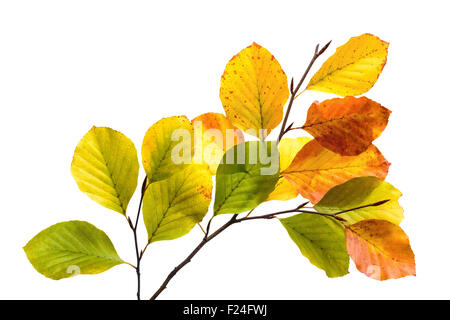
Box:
left=24, top=34, right=415, bottom=299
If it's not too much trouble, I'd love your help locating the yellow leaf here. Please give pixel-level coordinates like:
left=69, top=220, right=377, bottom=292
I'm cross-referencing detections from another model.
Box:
left=266, top=137, right=311, bottom=201
left=307, top=34, right=389, bottom=96
left=278, top=137, right=312, bottom=172
left=71, top=126, right=139, bottom=215
left=142, top=116, right=193, bottom=183
left=143, top=165, right=212, bottom=243
left=220, top=42, right=289, bottom=139
left=282, top=140, right=390, bottom=204
left=266, top=179, right=299, bottom=202
left=192, top=112, right=244, bottom=174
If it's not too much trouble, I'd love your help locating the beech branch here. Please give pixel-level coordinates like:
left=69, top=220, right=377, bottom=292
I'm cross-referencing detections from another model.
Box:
left=149, top=202, right=309, bottom=300
left=149, top=199, right=389, bottom=300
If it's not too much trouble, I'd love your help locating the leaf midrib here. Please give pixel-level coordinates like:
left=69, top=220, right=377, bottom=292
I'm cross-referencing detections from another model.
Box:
left=283, top=163, right=387, bottom=175
left=148, top=172, right=190, bottom=243
left=348, top=227, right=406, bottom=265
left=92, top=131, right=126, bottom=213
left=309, top=47, right=384, bottom=87
left=214, top=169, right=252, bottom=214
left=37, top=247, right=123, bottom=265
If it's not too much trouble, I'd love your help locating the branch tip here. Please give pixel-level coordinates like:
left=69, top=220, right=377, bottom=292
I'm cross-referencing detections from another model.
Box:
left=318, top=40, right=332, bottom=55
left=296, top=201, right=309, bottom=210
left=127, top=216, right=134, bottom=229
left=286, top=122, right=294, bottom=131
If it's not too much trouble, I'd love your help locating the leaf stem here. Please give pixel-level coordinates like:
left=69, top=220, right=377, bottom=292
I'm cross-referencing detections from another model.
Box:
left=243, top=207, right=255, bottom=218
left=293, top=88, right=306, bottom=100
left=277, top=41, right=331, bottom=144
left=197, top=223, right=207, bottom=235
left=124, top=261, right=137, bottom=269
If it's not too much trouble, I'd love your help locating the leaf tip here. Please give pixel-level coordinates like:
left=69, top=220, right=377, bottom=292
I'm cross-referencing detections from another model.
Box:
left=250, top=42, right=262, bottom=49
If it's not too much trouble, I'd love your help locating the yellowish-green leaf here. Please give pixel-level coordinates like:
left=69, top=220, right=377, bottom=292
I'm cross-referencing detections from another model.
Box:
left=214, top=141, right=279, bottom=214
left=71, top=126, right=139, bottom=215
left=24, top=221, right=124, bottom=280
left=142, top=116, right=194, bottom=183
left=307, top=33, right=389, bottom=96
left=280, top=213, right=349, bottom=278
left=267, top=137, right=311, bottom=201
left=220, top=42, right=289, bottom=139
left=143, top=165, right=212, bottom=243
left=315, top=176, right=403, bottom=225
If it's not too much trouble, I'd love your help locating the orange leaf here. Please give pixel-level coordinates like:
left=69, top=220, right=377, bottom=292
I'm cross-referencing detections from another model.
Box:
left=303, top=96, right=391, bottom=155
left=192, top=113, right=244, bottom=174
left=346, top=220, right=415, bottom=280
left=219, top=42, right=289, bottom=139
left=281, top=140, right=390, bottom=204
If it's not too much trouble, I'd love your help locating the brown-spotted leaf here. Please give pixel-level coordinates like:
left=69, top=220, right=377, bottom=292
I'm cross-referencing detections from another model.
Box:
left=346, top=220, right=415, bottom=280
left=282, top=140, right=390, bottom=204
left=303, top=96, right=391, bottom=155
left=220, top=42, right=289, bottom=139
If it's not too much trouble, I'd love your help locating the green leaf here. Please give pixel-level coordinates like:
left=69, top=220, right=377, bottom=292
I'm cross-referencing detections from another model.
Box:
left=214, top=141, right=279, bottom=215
left=23, top=221, right=124, bottom=280
left=279, top=213, right=349, bottom=278
left=143, top=165, right=212, bottom=243
left=71, top=126, right=139, bottom=215
left=141, top=116, right=194, bottom=183
left=314, top=176, right=403, bottom=225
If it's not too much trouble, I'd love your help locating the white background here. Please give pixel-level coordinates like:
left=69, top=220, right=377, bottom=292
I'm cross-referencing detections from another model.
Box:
left=1, top=0, right=449, bottom=300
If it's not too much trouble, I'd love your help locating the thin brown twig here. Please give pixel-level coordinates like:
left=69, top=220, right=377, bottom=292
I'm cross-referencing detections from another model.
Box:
left=149, top=199, right=389, bottom=299
left=297, top=199, right=391, bottom=222
left=149, top=202, right=309, bottom=300
left=149, top=214, right=238, bottom=300
left=277, top=40, right=331, bottom=144
left=127, top=176, right=148, bottom=301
